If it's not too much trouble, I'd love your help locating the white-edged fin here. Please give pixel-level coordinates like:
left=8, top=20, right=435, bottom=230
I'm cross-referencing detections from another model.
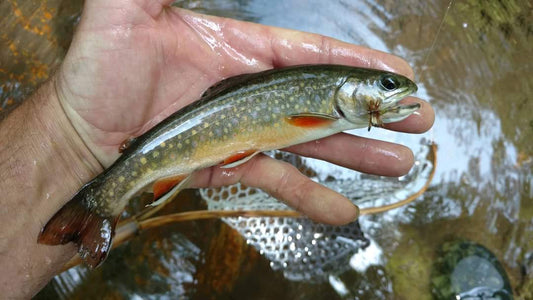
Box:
left=381, top=103, right=421, bottom=124
left=147, top=174, right=192, bottom=207
left=221, top=151, right=261, bottom=169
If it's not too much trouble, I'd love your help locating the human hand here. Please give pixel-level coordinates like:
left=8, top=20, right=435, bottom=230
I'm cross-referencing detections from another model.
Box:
left=55, top=0, right=434, bottom=225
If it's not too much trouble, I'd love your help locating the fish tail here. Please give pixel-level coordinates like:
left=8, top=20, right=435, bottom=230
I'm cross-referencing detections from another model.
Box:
left=37, top=187, right=119, bottom=268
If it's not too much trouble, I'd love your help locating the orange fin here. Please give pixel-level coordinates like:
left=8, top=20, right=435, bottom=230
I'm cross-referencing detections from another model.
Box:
left=38, top=190, right=119, bottom=268
left=153, top=174, right=189, bottom=200
left=285, top=113, right=338, bottom=127
left=221, top=150, right=260, bottom=168
left=118, top=137, right=137, bottom=153
left=149, top=174, right=192, bottom=207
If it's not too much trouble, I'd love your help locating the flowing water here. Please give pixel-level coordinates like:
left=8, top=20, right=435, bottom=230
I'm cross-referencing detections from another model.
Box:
left=1, top=0, right=531, bottom=299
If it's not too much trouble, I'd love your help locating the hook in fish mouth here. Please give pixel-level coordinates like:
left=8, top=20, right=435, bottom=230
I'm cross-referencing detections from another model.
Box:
left=367, top=101, right=421, bottom=131
left=366, top=81, right=419, bottom=131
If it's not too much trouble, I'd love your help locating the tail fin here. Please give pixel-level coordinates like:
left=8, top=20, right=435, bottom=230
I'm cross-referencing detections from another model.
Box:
left=38, top=191, right=119, bottom=268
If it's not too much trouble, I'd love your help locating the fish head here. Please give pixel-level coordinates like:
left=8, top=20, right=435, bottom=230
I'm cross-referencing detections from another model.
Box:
left=335, top=69, right=419, bottom=128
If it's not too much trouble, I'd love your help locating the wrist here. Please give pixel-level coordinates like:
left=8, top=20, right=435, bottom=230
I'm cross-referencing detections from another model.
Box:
left=0, top=77, right=102, bottom=298
left=33, top=76, right=104, bottom=181
left=24, top=76, right=104, bottom=208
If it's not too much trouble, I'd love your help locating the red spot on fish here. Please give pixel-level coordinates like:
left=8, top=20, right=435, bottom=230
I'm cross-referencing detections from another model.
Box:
left=285, top=115, right=337, bottom=127
left=153, top=174, right=188, bottom=200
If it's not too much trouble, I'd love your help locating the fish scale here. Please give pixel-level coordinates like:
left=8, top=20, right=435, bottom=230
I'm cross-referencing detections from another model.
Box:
left=38, top=64, right=419, bottom=268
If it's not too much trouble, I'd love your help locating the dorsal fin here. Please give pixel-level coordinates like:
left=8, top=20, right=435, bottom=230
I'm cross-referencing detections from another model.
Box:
left=201, top=72, right=256, bottom=99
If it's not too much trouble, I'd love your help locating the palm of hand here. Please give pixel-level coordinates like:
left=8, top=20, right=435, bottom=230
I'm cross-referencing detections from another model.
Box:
left=58, top=5, right=260, bottom=165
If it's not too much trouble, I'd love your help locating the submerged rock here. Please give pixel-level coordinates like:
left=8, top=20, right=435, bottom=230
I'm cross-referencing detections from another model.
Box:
left=431, top=240, right=513, bottom=299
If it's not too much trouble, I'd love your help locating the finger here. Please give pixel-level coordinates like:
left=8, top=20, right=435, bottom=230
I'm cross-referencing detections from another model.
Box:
left=284, top=133, right=414, bottom=177
left=173, top=9, right=414, bottom=79
left=264, top=27, right=415, bottom=79
left=383, top=97, right=435, bottom=133
left=191, top=155, right=359, bottom=225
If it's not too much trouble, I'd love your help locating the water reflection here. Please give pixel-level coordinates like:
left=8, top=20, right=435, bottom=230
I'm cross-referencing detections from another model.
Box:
left=2, top=0, right=530, bottom=298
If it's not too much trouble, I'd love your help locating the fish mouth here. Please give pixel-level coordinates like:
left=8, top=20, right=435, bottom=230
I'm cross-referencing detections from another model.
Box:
left=367, top=85, right=419, bottom=130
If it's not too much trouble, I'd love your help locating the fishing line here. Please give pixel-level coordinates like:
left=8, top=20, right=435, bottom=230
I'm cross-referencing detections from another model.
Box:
left=418, top=0, right=454, bottom=144
left=419, top=0, right=454, bottom=83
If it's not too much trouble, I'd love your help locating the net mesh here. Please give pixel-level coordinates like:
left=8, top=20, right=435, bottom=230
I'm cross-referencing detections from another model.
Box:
left=200, top=143, right=434, bottom=281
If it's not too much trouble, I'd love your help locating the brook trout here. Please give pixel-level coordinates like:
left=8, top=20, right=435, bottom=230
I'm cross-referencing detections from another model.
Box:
left=38, top=65, right=419, bottom=267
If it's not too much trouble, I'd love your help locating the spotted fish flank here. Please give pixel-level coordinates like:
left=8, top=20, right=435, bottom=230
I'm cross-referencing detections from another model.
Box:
left=38, top=65, right=419, bottom=268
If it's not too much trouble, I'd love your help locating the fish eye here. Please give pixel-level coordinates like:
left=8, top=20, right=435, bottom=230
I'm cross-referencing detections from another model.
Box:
left=379, top=75, right=400, bottom=91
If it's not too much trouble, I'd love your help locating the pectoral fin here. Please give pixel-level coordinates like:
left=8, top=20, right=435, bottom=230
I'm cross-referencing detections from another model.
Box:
left=285, top=113, right=338, bottom=128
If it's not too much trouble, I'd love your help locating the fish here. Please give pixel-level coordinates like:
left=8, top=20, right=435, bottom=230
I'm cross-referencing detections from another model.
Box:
left=37, top=64, right=419, bottom=268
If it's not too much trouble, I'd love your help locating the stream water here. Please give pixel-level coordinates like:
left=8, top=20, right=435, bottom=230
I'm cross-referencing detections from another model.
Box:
left=1, top=0, right=531, bottom=299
